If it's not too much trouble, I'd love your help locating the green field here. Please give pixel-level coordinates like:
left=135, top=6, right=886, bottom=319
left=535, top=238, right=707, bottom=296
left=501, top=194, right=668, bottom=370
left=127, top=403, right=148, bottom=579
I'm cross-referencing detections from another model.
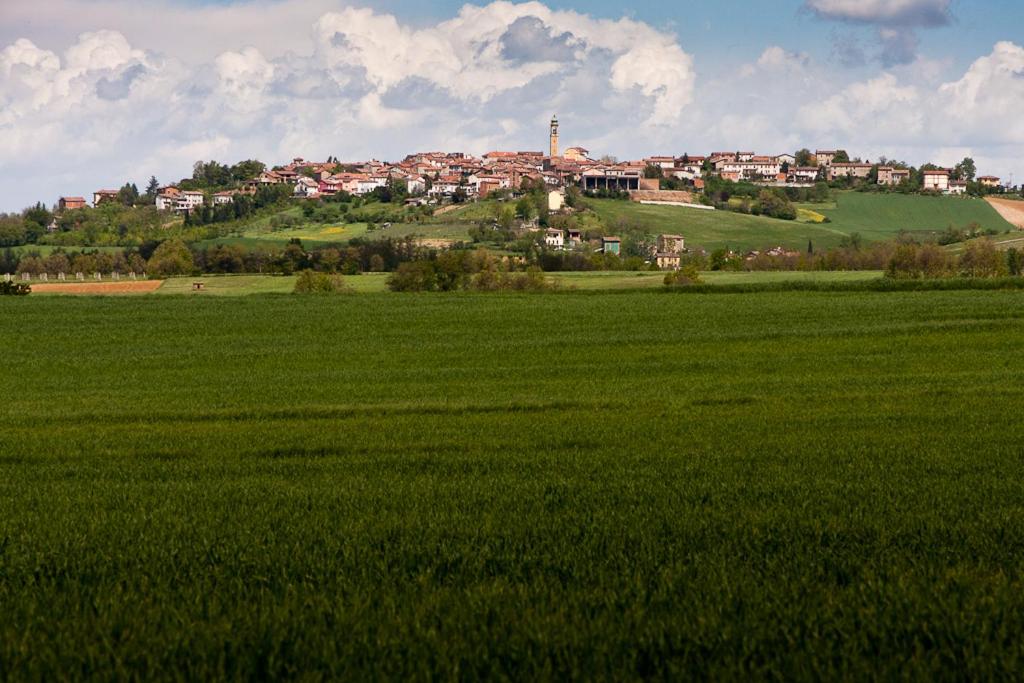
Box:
left=3, top=291, right=1024, bottom=678
left=588, top=193, right=1017, bottom=251
left=589, top=198, right=850, bottom=251
left=804, top=192, right=1015, bottom=240
left=148, top=271, right=886, bottom=296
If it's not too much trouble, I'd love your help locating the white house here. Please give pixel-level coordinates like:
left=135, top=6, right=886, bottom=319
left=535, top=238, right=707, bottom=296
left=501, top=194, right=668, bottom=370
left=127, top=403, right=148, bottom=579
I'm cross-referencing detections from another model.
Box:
left=155, top=194, right=177, bottom=211
left=293, top=177, right=320, bottom=198
left=922, top=169, right=951, bottom=193
left=179, top=191, right=205, bottom=211
left=545, top=228, right=564, bottom=249
left=213, top=191, right=234, bottom=205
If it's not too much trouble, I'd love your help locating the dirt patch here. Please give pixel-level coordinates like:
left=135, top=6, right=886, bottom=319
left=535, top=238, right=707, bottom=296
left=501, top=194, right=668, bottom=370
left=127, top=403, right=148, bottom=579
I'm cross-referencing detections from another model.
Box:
left=986, top=198, right=1024, bottom=230
left=28, top=280, right=164, bottom=295
left=417, top=239, right=456, bottom=249
left=630, top=190, right=694, bottom=204
left=432, top=205, right=460, bottom=217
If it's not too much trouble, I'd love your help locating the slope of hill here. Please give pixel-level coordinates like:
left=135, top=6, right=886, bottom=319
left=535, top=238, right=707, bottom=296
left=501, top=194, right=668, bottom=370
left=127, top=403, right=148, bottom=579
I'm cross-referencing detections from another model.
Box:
left=587, top=199, right=848, bottom=251
left=808, top=192, right=1015, bottom=240
left=587, top=192, right=1017, bottom=252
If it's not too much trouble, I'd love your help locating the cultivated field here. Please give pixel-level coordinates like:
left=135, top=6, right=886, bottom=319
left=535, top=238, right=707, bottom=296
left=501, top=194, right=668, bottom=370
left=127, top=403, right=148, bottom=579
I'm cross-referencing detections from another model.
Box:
left=589, top=198, right=848, bottom=252
left=3, top=291, right=1024, bottom=678
left=986, top=196, right=1024, bottom=230
left=808, top=192, right=1015, bottom=240
left=589, top=192, right=1015, bottom=252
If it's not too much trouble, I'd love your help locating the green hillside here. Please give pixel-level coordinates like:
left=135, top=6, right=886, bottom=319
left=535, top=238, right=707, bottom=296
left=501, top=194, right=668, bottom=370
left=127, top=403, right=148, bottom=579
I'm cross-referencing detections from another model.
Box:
left=807, top=192, right=1016, bottom=241
left=587, top=192, right=1017, bottom=252
left=587, top=199, right=848, bottom=251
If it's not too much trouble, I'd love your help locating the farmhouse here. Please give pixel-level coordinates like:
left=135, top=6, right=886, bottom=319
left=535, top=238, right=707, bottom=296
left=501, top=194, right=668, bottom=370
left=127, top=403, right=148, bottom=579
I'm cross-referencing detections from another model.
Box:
left=657, top=234, right=686, bottom=254
left=656, top=253, right=682, bottom=271
left=213, top=191, right=234, bottom=205
left=877, top=167, right=911, bottom=186
left=922, top=169, right=951, bottom=193
left=545, top=228, right=565, bottom=249
left=58, top=197, right=86, bottom=211
left=92, top=190, right=119, bottom=207
left=979, top=176, right=1001, bottom=188
left=815, top=150, right=838, bottom=167
left=829, top=163, right=872, bottom=181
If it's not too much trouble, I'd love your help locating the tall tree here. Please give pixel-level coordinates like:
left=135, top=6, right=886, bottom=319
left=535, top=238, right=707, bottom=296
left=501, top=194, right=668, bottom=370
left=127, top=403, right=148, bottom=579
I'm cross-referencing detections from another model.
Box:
left=954, top=157, right=977, bottom=182
left=795, top=149, right=813, bottom=167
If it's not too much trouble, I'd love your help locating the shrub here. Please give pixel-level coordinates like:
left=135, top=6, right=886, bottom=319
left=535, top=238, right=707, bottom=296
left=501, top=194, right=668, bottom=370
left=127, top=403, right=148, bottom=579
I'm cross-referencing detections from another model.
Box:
left=388, top=261, right=439, bottom=292
left=0, top=280, right=30, bottom=295
left=663, top=264, right=703, bottom=287
left=293, top=270, right=352, bottom=294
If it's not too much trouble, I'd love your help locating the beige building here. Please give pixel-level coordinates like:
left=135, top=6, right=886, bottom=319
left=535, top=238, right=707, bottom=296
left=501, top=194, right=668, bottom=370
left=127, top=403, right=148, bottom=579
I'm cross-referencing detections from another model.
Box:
left=922, top=169, right=951, bottom=192
left=829, top=163, right=872, bottom=181
left=656, top=253, right=682, bottom=271
left=657, top=234, right=686, bottom=254
left=564, top=147, right=590, bottom=162
left=548, top=190, right=565, bottom=212
left=815, top=150, right=838, bottom=167
left=877, top=167, right=911, bottom=186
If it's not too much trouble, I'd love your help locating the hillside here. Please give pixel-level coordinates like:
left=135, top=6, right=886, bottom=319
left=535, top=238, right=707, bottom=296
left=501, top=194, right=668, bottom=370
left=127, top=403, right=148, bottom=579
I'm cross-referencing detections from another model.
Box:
left=807, top=192, right=1015, bottom=240
left=587, top=199, right=848, bottom=251
left=587, top=192, right=1017, bottom=252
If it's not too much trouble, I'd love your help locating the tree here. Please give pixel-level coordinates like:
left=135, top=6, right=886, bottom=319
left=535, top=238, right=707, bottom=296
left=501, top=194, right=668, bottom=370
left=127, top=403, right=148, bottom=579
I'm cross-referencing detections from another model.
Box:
left=795, top=149, right=813, bottom=167
left=954, top=157, right=977, bottom=182
left=231, top=159, right=266, bottom=181
left=833, top=150, right=851, bottom=164
left=147, top=238, right=194, bottom=277
left=515, top=197, right=535, bottom=222
left=643, top=164, right=664, bottom=179
left=118, top=183, right=140, bottom=207
left=145, top=176, right=160, bottom=199
left=1007, top=247, right=1022, bottom=276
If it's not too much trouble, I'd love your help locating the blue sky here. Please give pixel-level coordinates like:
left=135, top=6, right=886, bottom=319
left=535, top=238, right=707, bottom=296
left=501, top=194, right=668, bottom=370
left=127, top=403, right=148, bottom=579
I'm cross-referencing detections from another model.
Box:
left=1, top=0, right=1024, bottom=209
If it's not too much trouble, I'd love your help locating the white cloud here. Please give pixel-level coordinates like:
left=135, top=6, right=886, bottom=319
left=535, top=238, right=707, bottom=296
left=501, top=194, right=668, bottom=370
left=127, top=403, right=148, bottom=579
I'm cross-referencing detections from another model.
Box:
left=804, top=0, right=951, bottom=27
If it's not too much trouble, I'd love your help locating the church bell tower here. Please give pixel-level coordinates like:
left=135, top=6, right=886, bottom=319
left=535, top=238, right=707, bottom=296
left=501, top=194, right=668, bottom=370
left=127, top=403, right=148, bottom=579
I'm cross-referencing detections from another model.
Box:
left=549, top=115, right=559, bottom=158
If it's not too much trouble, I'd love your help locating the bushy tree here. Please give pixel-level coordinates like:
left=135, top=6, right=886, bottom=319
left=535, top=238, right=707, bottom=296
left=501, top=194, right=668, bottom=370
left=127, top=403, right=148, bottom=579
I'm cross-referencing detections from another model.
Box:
left=147, top=238, right=194, bottom=277
left=293, top=269, right=351, bottom=294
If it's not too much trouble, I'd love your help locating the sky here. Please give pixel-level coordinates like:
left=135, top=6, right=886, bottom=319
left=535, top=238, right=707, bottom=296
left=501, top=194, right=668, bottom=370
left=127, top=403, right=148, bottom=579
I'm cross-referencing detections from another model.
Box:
left=2, top=0, right=1024, bottom=210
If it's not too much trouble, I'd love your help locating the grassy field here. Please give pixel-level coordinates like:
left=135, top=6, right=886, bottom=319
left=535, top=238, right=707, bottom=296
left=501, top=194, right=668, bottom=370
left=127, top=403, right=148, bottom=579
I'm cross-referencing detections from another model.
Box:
left=3, top=291, right=1024, bottom=678
left=802, top=192, right=1015, bottom=241
left=588, top=198, right=850, bottom=251
left=588, top=192, right=1016, bottom=252
left=149, top=271, right=884, bottom=296
left=5, top=244, right=125, bottom=256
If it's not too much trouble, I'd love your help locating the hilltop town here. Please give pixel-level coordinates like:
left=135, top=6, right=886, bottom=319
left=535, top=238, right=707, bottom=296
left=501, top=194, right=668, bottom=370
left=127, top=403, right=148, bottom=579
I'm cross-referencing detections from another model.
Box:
left=62, top=116, right=1008, bottom=216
